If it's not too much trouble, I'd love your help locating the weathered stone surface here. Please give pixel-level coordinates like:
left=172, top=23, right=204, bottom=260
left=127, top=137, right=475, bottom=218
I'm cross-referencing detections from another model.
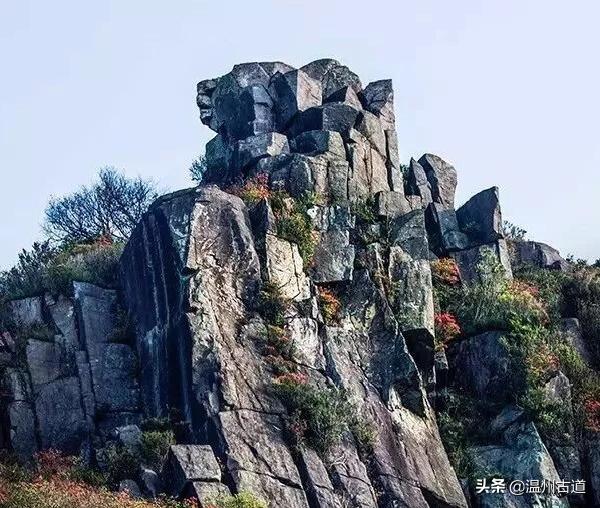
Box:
left=561, top=318, right=593, bottom=367
left=419, top=153, right=458, bottom=208
left=345, top=129, right=390, bottom=201
left=164, top=445, right=221, bottom=496
left=119, top=479, right=142, bottom=498
left=449, top=331, right=513, bottom=402
left=218, top=410, right=309, bottom=507
left=384, top=129, right=403, bottom=192
left=9, top=297, right=45, bottom=327
left=116, top=424, right=142, bottom=453
left=321, top=266, right=466, bottom=507
left=456, top=187, right=503, bottom=244
left=288, top=103, right=360, bottom=138
left=359, top=79, right=395, bottom=130
left=388, top=246, right=435, bottom=387
left=471, top=415, right=565, bottom=507
left=324, top=84, right=362, bottom=110
left=269, top=69, right=322, bottom=129
left=35, top=377, right=87, bottom=453
left=426, top=203, right=470, bottom=254
left=290, top=130, right=345, bottom=158
left=405, top=158, right=433, bottom=205
left=190, top=481, right=231, bottom=506
left=26, top=340, right=66, bottom=389
left=286, top=316, right=323, bottom=369
left=355, top=110, right=387, bottom=156
left=543, top=372, right=582, bottom=486
left=301, top=59, right=362, bottom=99
left=307, top=205, right=354, bottom=232
left=310, top=229, right=355, bottom=283
left=236, top=132, right=289, bottom=170
left=140, top=467, right=162, bottom=498
left=121, top=186, right=263, bottom=420
left=264, top=234, right=310, bottom=301
left=47, top=295, right=79, bottom=355
left=389, top=209, right=430, bottom=260
left=73, top=284, right=140, bottom=415
left=204, top=134, right=233, bottom=184
left=374, top=191, right=411, bottom=218
left=296, top=448, right=343, bottom=507
left=451, top=240, right=513, bottom=283
left=8, top=401, right=37, bottom=459
left=510, top=240, right=568, bottom=271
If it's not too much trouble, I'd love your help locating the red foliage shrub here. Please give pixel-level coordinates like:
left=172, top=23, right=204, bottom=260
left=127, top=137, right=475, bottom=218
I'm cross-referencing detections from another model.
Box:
left=584, top=399, right=600, bottom=431
left=273, top=372, right=309, bottom=387
left=435, top=312, right=461, bottom=347
left=227, top=174, right=270, bottom=204
left=431, top=258, right=460, bottom=286
left=317, top=287, right=342, bottom=324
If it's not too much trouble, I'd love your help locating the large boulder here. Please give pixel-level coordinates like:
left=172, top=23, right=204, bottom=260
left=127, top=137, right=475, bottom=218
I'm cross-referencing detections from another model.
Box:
left=290, top=130, right=345, bottom=159
left=456, top=187, right=503, bottom=244
left=359, top=80, right=395, bottom=130
left=560, top=318, right=593, bottom=367
left=263, top=234, right=310, bottom=301
left=269, top=69, right=322, bottom=129
left=451, top=240, right=513, bottom=284
left=405, top=157, right=433, bottom=206
left=164, top=445, right=221, bottom=497
left=510, top=240, right=568, bottom=271
left=425, top=203, right=470, bottom=255
left=288, top=103, right=361, bottom=138
left=300, top=58, right=362, bottom=99
left=35, top=377, right=87, bottom=453
left=449, top=331, right=513, bottom=402
left=470, top=407, right=566, bottom=508
left=236, top=132, right=290, bottom=171
left=418, top=154, right=458, bottom=209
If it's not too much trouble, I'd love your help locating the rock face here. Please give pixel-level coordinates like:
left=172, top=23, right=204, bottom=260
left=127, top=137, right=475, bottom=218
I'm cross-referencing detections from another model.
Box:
left=2, top=287, right=141, bottom=460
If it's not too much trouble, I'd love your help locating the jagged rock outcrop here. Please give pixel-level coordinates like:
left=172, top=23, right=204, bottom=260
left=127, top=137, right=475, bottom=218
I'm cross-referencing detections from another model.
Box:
left=1, top=58, right=588, bottom=508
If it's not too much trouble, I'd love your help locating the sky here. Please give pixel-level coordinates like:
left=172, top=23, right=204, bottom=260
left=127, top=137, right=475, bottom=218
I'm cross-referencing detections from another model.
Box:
left=1, top=0, right=599, bottom=269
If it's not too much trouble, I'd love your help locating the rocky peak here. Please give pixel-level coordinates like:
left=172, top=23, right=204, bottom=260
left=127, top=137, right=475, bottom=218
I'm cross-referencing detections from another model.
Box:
left=2, top=59, right=587, bottom=508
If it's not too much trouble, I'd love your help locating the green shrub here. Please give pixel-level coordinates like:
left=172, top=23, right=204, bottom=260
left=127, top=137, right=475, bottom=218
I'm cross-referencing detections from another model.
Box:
left=449, top=248, right=546, bottom=335
left=274, top=378, right=351, bottom=455
left=0, top=240, right=124, bottom=302
left=351, top=198, right=377, bottom=224
left=271, top=191, right=317, bottom=264
left=69, top=460, right=109, bottom=488
left=349, top=417, right=377, bottom=456
left=259, top=282, right=288, bottom=327
left=140, top=430, right=175, bottom=470
left=0, top=242, right=56, bottom=300
left=437, top=410, right=477, bottom=480
left=208, top=491, right=268, bottom=508
left=436, top=393, right=490, bottom=480
left=317, top=286, right=341, bottom=324
left=45, top=241, right=124, bottom=296
left=101, top=444, right=139, bottom=484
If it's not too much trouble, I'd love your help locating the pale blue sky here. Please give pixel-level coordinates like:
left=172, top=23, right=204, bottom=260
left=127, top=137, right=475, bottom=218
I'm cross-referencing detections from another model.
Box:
left=1, top=0, right=598, bottom=269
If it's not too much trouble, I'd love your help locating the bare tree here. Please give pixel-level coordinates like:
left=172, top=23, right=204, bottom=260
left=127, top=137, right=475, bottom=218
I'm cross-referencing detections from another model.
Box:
left=44, top=167, right=158, bottom=244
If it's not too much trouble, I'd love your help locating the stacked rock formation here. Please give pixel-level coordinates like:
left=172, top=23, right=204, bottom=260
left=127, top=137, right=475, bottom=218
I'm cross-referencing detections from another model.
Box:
left=0, top=59, right=589, bottom=507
